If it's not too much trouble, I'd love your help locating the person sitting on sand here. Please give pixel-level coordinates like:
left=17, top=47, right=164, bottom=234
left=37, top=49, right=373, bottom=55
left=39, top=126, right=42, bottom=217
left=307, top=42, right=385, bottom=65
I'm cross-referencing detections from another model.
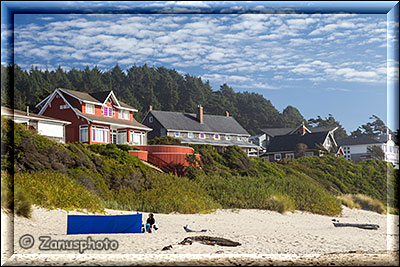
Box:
left=144, top=213, right=158, bottom=233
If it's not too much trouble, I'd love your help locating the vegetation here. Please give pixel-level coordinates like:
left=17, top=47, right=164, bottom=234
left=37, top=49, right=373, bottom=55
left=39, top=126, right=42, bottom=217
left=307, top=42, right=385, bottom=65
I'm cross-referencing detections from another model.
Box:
left=338, top=194, right=386, bottom=214
left=2, top=117, right=397, bottom=216
left=148, top=136, right=182, bottom=145
left=2, top=64, right=309, bottom=136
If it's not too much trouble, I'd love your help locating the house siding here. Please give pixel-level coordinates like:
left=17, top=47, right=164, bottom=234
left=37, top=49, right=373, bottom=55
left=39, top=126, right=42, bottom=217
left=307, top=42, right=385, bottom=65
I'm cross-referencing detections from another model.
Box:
left=42, top=95, right=88, bottom=143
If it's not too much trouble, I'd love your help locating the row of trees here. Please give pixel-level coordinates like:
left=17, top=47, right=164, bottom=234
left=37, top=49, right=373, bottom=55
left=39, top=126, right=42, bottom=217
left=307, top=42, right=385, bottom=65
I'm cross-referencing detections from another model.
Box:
left=1, top=64, right=396, bottom=139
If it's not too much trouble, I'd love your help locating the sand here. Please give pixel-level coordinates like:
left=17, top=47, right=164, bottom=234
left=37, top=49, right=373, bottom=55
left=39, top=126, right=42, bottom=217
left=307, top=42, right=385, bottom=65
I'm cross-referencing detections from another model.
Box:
left=2, top=205, right=399, bottom=266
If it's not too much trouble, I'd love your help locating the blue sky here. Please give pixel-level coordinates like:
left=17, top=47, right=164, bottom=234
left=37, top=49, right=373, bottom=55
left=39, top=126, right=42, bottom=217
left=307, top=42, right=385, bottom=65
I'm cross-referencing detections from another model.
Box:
left=2, top=1, right=399, bottom=134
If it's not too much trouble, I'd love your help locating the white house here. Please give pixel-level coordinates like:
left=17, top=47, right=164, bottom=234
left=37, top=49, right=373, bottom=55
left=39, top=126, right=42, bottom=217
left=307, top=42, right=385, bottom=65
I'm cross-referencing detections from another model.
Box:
left=1, top=106, right=71, bottom=143
left=337, top=135, right=399, bottom=169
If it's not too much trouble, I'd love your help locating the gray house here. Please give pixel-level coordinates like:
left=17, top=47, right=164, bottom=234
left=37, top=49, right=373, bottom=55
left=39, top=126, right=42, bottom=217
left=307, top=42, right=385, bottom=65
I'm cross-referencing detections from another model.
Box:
left=141, top=105, right=258, bottom=155
left=260, top=123, right=343, bottom=161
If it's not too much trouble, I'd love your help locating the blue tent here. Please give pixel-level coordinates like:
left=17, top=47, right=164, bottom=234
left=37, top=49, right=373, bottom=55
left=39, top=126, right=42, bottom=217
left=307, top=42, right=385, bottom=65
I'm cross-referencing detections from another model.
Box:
left=67, top=214, right=143, bottom=234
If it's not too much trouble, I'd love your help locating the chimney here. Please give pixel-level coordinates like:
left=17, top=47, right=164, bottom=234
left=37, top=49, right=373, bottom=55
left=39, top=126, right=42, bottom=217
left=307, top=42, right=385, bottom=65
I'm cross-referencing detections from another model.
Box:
left=302, top=122, right=306, bottom=135
left=149, top=105, right=152, bottom=111
left=26, top=106, right=29, bottom=116
left=197, top=104, right=204, bottom=124
left=226, top=111, right=229, bottom=117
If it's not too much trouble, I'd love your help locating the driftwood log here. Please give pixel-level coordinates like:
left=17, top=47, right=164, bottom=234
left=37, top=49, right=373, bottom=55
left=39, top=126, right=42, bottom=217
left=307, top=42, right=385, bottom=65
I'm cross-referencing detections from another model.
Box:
left=179, top=236, right=241, bottom=247
left=333, top=222, right=380, bottom=230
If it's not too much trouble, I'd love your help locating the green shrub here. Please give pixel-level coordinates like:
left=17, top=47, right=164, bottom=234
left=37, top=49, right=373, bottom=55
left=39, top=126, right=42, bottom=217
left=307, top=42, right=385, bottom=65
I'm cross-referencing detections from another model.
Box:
left=352, top=194, right=386, bottom=214
left=337, top=194, right=361, bottom=209
left=148, top=136, right=182, bottom=145
left=14, top=188, right=32, bottom=218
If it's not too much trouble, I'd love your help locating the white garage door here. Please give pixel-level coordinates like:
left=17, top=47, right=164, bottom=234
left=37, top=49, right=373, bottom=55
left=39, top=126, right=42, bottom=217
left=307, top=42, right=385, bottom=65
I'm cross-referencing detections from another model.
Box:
left=37, top=121, right=64, bottom=138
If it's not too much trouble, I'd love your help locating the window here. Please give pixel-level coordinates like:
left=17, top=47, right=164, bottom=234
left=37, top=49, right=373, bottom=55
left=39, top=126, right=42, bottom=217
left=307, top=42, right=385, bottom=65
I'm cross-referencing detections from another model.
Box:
left=149, top=116, right=153, bottom=123
left=175, top=132, right=180, bottom=138
left=188, top=132, right=194, bottom=138
left=59, top=104, right=69, bottom=110
left=325, top=138, right=331, bottom=146
left=274, top=154, right=282, bottom=161
left=86, top=104, right=94, bottom=114
left=130, top=131, right=145, bottom=145
left=124, top=110, right=129, bottom=119
left=118, top=109, right=123, bottom=119
left=199, top=133, right=205, bottom=139
left=285, top=153, right=294, bottom=159
left=237, top=136, right=241, bottom=141
left=214, top=133, right=220, bottom=140
left=117, top=131, right=127, bottom=144
left=79, top=126, right=88, bottom=142
left=92, top=126, right=109, bottom=143
left=305, top=152, right=314, bottom=157
left=102, top=106, right=113, bottom=117
left=225, top=135, right=231, bottom=141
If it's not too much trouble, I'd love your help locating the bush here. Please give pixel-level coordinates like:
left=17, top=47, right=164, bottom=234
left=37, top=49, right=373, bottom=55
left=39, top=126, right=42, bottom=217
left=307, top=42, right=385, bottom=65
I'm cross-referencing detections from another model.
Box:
left=14, top=188, right=32, bottom=218
left=148, top=136, right=182, bottom=145
left=337, top=194, right=361, bottom=209
left=352, top=194, right=386, bottom=214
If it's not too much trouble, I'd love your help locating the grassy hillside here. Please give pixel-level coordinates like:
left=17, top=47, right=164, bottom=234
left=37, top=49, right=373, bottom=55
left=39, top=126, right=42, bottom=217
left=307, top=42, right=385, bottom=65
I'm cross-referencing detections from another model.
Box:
left=2, top=117, right=397, bottom=216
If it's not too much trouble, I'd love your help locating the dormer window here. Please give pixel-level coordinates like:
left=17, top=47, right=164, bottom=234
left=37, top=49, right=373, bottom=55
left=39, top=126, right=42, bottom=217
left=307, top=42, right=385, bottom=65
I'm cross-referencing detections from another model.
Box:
left=86, top=103, right=94, bottom=114
left=118, top=109, right=129, bottom=119
left=102, top=106, right=113, bottom=117
left=123, top=110, right=129, bottom=120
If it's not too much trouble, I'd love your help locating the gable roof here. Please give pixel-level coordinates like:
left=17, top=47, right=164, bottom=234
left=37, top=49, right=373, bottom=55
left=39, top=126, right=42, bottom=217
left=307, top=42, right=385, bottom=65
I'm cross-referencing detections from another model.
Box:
left=58, top=88, right=136, bottom=111
left=336, top=136, right=385, bottom=146
left=1, top=106, right=71, bottom=124
left=266, top=131, right=330, bottom=153
left=147, top=110, right=249, bottom=135
left=261, top=125, right=337, bottom=137
left=63, top=94, right=150, bottom=130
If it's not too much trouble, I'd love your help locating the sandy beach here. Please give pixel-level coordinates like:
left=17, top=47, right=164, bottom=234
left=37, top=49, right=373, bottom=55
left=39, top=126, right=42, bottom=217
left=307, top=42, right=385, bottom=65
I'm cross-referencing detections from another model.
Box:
left=2, top=205, right=399, bottom=265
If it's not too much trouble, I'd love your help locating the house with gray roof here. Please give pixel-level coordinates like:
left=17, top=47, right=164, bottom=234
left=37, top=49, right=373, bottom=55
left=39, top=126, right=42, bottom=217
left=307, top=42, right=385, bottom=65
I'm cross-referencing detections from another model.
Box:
left=141, top=105, right=258, bottom=155
left=337, top=135, right=399, bottom=168
left=258, top=123, right=343, bottom=161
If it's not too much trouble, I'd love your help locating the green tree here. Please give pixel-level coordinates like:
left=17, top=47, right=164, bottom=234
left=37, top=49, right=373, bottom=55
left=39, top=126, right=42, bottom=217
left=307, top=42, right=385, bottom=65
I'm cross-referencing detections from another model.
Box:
left=295, top=143, right=308, bottom=158
left=367, top=145, right=385, bottom=160
left=351, top=115, right=391, bottom=138
left=308, top=114, right=347, bottom=139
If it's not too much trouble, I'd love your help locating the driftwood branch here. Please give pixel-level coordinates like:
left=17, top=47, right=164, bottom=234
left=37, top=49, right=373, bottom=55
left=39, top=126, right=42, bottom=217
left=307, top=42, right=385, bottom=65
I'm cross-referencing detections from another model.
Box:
left=333, top=222, right=379, bottom=230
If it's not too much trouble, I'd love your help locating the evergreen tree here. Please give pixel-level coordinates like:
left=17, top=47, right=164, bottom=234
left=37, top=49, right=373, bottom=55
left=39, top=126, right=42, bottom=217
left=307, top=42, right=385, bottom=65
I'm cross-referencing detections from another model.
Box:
left=308, top=114, right=347, bottom=139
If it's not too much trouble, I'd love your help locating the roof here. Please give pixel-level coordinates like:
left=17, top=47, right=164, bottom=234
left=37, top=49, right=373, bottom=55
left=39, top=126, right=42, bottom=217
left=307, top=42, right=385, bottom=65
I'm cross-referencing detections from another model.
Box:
left=261, top=125, right=337, bottom=137
left=179, top=137, right=258, bottom=148
left=63, top=98, right=150, bottom=130
left=261, top=128, right=293, bottom=137
left=60, top=88, right=135, bottom=110
left=336, top=136, right=385, bottom=146
left=266, top=131, right=330, bottom=153
left=1, top=106, right=71, bottom=124
left=148, top=110, right=250, bottom=135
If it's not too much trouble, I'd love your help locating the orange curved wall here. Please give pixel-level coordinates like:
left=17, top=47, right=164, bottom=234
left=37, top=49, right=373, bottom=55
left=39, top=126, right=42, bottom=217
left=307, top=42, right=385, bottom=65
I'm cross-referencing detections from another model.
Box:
left=130, top=145, right=201, bottom=175
left=128, top=150, right=148, bottom=161
left=134, top=145, right=194, bottom=154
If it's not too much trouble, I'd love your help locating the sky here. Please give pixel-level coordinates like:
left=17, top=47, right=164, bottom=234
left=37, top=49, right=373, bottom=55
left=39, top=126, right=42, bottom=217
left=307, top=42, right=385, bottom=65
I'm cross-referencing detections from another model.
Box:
left=2, top=1, right=399, bottom=134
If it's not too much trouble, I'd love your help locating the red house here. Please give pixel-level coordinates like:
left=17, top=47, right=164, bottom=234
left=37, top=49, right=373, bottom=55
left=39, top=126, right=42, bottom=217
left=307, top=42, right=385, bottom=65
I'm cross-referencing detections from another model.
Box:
left=35, top=88, right=151, bottom=145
